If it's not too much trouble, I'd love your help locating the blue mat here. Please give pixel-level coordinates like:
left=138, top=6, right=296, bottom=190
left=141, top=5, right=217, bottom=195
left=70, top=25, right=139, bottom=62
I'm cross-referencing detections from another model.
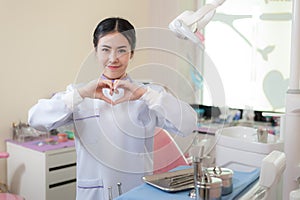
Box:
left=115, top=167, right=260, bottom=200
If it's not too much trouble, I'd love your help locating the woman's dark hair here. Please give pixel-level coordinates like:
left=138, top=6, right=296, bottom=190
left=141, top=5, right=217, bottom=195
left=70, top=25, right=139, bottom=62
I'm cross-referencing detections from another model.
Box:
left=93, top=17, right=136, bottom=52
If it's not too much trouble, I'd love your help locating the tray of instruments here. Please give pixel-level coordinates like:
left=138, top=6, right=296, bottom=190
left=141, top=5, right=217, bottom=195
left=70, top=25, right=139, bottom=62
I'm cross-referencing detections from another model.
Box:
left=143, top=168, right=194, bottom=192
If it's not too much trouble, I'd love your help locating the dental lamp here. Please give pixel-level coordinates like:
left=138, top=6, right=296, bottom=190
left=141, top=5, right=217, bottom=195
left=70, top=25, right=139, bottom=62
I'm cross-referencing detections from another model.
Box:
left=169, top=0, right=300, bottom=199
left=169, top=0, right=225, bottom=47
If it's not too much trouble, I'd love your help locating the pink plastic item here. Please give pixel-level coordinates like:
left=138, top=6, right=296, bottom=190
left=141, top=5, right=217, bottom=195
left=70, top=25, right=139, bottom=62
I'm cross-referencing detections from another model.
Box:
left=0, top=152, right=9, bottom=159
left=0, top=153, right=25, bottom=200
left=195, top=30, right=205, bottom=43
left=0, top=193, right=24, bottom=200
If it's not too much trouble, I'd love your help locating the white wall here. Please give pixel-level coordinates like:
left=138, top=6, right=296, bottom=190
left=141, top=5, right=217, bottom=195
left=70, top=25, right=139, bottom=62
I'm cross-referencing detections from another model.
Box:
left=0, top=0, right=196, bottom=185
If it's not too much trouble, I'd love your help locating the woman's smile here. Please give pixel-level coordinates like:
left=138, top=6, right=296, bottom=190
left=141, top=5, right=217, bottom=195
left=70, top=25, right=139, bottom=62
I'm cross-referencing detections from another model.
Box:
left=107, top=65, right=120, bottom=70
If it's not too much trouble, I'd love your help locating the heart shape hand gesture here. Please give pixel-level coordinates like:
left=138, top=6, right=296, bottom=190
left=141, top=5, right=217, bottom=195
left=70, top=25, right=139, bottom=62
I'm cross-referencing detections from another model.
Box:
left=78, top=79, right=115, bottom=104
left=112, top=80, right=147, bottom=105
left=78, top=79, right=147, bottom=105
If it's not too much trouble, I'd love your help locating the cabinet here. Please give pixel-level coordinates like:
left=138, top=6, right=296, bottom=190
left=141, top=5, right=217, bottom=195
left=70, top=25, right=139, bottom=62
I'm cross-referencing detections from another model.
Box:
left=6, top=139, right=76, bottom=200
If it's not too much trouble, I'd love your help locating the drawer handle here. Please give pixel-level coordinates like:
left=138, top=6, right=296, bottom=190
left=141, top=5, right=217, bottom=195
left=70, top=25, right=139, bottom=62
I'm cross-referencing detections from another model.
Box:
left=49, top=163, right=76, bottom=171
left=49, top=179, right=76, bottom=189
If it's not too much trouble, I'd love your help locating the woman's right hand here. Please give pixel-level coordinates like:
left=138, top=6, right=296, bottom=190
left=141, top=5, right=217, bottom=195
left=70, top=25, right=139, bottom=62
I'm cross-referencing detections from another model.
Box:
left=77, top=79, right=114, bottom=104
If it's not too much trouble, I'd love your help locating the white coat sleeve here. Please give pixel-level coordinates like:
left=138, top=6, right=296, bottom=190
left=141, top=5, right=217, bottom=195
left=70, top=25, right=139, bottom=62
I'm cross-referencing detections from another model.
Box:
left=140, top=87, right=197, bottom=137
left=28, top=85, right=83, bottom=132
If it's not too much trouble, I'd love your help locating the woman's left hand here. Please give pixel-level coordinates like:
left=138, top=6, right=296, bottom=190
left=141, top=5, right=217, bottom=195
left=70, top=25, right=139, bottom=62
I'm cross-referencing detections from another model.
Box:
left=113, top=80, right=146, bottom=105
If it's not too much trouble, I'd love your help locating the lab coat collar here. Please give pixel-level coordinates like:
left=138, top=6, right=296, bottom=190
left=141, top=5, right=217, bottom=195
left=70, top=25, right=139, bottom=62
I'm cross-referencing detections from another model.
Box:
left=100, top=74, right=133, bottom=82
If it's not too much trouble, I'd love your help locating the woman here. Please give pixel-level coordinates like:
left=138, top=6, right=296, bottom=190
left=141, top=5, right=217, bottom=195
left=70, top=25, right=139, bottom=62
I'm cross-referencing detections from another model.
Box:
left=28, top=17, right=197, bottom=200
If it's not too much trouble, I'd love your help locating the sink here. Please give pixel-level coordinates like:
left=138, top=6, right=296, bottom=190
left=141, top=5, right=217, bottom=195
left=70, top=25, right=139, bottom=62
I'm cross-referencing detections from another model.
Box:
left=215, top=126, right=283, bottom=155
left=219, top=126, right=257, bottom=141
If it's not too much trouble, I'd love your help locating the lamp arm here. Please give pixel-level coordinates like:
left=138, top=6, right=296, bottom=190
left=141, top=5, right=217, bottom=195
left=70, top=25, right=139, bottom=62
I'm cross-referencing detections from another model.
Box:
left=184, top=0, right=226, bottom=27
left=183, top=4, right=217, bottom=27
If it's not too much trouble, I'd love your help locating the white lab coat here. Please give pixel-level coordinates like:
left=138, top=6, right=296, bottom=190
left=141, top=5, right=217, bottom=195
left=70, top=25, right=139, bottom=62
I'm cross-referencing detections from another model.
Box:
left=28, top=77, right=197, bottom=200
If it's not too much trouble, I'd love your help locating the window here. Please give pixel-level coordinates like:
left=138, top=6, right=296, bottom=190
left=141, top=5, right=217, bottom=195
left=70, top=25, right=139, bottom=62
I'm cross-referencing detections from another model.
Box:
left=202, top=0, right=292, bottom=112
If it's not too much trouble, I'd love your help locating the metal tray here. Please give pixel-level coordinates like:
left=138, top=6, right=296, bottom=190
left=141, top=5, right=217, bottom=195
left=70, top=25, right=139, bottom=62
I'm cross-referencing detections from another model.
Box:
left=142, top=168, right=195, bottom=192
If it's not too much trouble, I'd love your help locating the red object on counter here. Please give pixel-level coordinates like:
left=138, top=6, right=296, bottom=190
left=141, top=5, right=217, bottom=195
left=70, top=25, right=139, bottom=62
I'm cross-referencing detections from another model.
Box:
left=57, top=133, right=68, bottom=142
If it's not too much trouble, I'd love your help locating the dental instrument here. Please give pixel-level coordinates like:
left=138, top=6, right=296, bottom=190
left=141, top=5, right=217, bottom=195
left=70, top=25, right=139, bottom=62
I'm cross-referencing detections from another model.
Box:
left=108, top=186, right=113, bottom=200
left=117, top=182, right=122, bottom=196
left=106, top=183, right=123, bottom=199
left=192, top=156, right=203, bottom=200
left=169, top=0, right=300, bottom=199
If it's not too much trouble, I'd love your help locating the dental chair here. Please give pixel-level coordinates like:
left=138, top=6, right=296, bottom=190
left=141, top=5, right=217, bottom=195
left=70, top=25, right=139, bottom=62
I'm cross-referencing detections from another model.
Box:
left=153, top=128, right=189, bottom=174
left=239, top=150, right=286, bottom=200
left=0, top=152, right=24, bottom=200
